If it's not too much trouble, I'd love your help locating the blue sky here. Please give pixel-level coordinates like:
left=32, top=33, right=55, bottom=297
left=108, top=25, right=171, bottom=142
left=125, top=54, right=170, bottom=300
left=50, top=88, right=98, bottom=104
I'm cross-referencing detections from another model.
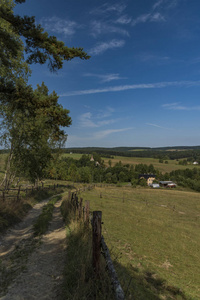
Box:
left=15, top=0, right=200, bottom=148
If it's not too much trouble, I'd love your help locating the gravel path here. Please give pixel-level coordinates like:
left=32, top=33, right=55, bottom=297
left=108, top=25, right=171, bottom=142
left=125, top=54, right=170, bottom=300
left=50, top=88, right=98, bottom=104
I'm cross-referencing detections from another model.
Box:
left=0, top=198, right=67, bottom=300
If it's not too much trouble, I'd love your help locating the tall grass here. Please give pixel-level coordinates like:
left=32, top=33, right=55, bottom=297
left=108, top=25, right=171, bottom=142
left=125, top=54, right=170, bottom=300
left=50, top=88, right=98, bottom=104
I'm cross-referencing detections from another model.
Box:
left=60, top=196, right=115, bottom=300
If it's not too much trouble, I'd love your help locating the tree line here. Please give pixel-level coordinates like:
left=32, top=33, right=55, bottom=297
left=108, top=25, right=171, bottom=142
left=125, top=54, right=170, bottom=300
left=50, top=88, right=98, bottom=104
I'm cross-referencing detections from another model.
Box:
left=45, top=153, right=158, bottom=185
left=45, top=153, right=200, bottom=193
left=64, top=148, right=200, bottom=162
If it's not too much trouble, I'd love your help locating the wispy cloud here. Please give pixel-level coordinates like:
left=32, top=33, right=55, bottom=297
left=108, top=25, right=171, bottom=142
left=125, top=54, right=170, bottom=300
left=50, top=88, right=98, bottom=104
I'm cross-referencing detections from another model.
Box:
left=41, top=16, right=79, bottom=36
left=67, top=127, right=133, bottom=146
left=94, top=128, right=133, bottom=139
left=79, top=108, right=118, bottom=128
left=90, top=20, right=129, bottom=37
left=89, top=39, right=125, bottom=55
left=132, top=12, right=165, bottom=26
left=83, top=73, right=127, bottom=83
left=146, top=123, right=172, bottom=130
left=138, top=53, right=170, bottom=63
left=115, top=15, right=132, bottom=24
left=132, top=0, right=179, bottom=27
left=60, top=80, right=200, bottom=97
left=90, top=3, right=127, bottom=16
left=162, top=103, right=200, bottom=110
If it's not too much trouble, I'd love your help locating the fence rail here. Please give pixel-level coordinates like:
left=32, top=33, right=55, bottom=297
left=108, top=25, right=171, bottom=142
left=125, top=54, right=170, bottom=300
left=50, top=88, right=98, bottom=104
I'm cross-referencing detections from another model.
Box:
left=0, top=183, right=62, bottom=202
left=69, top=189, right=125, bottom=300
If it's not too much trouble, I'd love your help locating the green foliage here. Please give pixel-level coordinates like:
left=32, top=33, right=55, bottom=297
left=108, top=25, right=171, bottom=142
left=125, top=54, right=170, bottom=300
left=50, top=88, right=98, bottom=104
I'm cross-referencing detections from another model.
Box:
left=131, top=178, right=137, bottom=188
left=0, top=0, right=90, bottom=76
left=0, top=0, right=90, bottom=188
left=162, top=167, right=200, bottom=192
left=178, top=159, right=188, bottom=165
left=138, top=178, right=147, bottom=187
left=1, top=83, right=72, bottom=186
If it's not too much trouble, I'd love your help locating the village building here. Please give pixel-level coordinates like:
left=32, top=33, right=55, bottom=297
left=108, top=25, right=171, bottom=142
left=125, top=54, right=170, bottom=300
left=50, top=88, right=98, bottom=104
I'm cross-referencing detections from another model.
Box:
left=139, top=174, right=156, bottom=186
left=159, top=181, right=177, bottom=188
left=150, top=183, right=160, bottom=188
left=90, top=154, right=94, bottom=162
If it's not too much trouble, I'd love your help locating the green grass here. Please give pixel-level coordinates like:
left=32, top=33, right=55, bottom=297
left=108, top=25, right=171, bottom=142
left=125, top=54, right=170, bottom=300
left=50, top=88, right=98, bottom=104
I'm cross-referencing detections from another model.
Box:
left=79, top=186, right=200, bottom=300
left=61, top=152, right=198, bottom=173
left=62, top=153, right=84, bottom=160
left=33, top=195, right=61, bottom=236
left=103, top=156, right=198, bottom=173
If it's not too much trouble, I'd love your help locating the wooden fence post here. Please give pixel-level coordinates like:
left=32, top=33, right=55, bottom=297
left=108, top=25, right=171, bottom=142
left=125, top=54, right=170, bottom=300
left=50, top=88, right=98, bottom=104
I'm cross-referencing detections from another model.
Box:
left=84, top=200, right=90, bottom=224
left=92, top=211, right=102, bottom=275
left=101, top=236, right=125, bottom=300
left=78, top=197, right=83, bottom=219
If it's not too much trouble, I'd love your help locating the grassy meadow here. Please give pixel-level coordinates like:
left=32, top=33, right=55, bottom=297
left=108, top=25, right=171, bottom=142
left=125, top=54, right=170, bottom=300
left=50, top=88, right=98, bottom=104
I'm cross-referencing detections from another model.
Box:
left=80, top=185, right=200, bottom=300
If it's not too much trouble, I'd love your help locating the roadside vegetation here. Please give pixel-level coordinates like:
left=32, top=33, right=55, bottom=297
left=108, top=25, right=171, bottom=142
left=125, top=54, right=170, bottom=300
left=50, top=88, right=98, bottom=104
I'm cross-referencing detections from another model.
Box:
left=60, top=194, right=115, bottom=300
left=0, top=181, right=68, bottom=233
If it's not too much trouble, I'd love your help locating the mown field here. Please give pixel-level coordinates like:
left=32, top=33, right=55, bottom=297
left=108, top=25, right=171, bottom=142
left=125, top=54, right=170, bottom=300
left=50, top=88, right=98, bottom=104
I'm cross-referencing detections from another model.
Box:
left=80, top=185, right=200, bottom=300
left=62, top=153, right=198, bottom=173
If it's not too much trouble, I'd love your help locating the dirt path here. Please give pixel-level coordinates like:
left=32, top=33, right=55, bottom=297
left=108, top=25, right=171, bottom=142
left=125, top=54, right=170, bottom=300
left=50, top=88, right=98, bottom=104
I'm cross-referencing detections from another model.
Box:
left=0, top=198, right=67, bottom=300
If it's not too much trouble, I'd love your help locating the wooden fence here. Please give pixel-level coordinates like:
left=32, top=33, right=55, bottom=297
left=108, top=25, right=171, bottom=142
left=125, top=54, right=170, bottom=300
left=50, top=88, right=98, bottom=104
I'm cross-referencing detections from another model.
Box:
left=0, top=183, right=62, bottom=202
left=69, top=190, right=125, bottom=300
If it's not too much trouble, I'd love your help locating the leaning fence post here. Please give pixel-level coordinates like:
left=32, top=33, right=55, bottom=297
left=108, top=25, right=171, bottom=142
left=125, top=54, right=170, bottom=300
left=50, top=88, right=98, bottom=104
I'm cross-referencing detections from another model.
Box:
left=92, top=211, right=102, bottom=275
left=79, top=197, right=83, bottom=219
left=84, top=200, right=90, bottom=224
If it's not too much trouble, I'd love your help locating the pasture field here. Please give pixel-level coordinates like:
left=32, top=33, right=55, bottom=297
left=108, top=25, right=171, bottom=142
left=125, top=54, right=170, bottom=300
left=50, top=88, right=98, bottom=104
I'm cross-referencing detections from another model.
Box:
left=103, top=156, right=197, bottom=173
left=80, top=185, right=200, bottom=299
left=62, top=153, right=197, bottom=173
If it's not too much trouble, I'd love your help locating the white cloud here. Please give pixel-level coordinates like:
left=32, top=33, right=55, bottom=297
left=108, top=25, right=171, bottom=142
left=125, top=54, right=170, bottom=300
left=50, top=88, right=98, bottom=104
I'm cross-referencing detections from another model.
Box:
left=90, top=3, right=126, bottom=16
left=132, top=12, right=165, bottom=26
left=83, top=73, right=127, bottom=83
left=90, top=20, right=129, bottom=37
left=41, top=16, right=79, bottom=36
left=162, top=103, right=200, bottom=110
left=94, top=128, right=133, bottom=139
left=79, top=112, right=97, bottom=128
left=152, top=0, right=164, bottom=10
left=66, top=127, right=132, bottom=146
left=132, top=0, right=179, bottom=26
left=151, top=12, right=165, bottom=22
left=60, top=80, right=200, bottom=97
left=115, top=15, right=132, bottom=24
left=138, top=53, right=170, bottom=62
left=146, top=123, right=172, bottom=130
left=90, top=39, right=125, bottom=55
left=79, top=108, right=118, bottom=128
